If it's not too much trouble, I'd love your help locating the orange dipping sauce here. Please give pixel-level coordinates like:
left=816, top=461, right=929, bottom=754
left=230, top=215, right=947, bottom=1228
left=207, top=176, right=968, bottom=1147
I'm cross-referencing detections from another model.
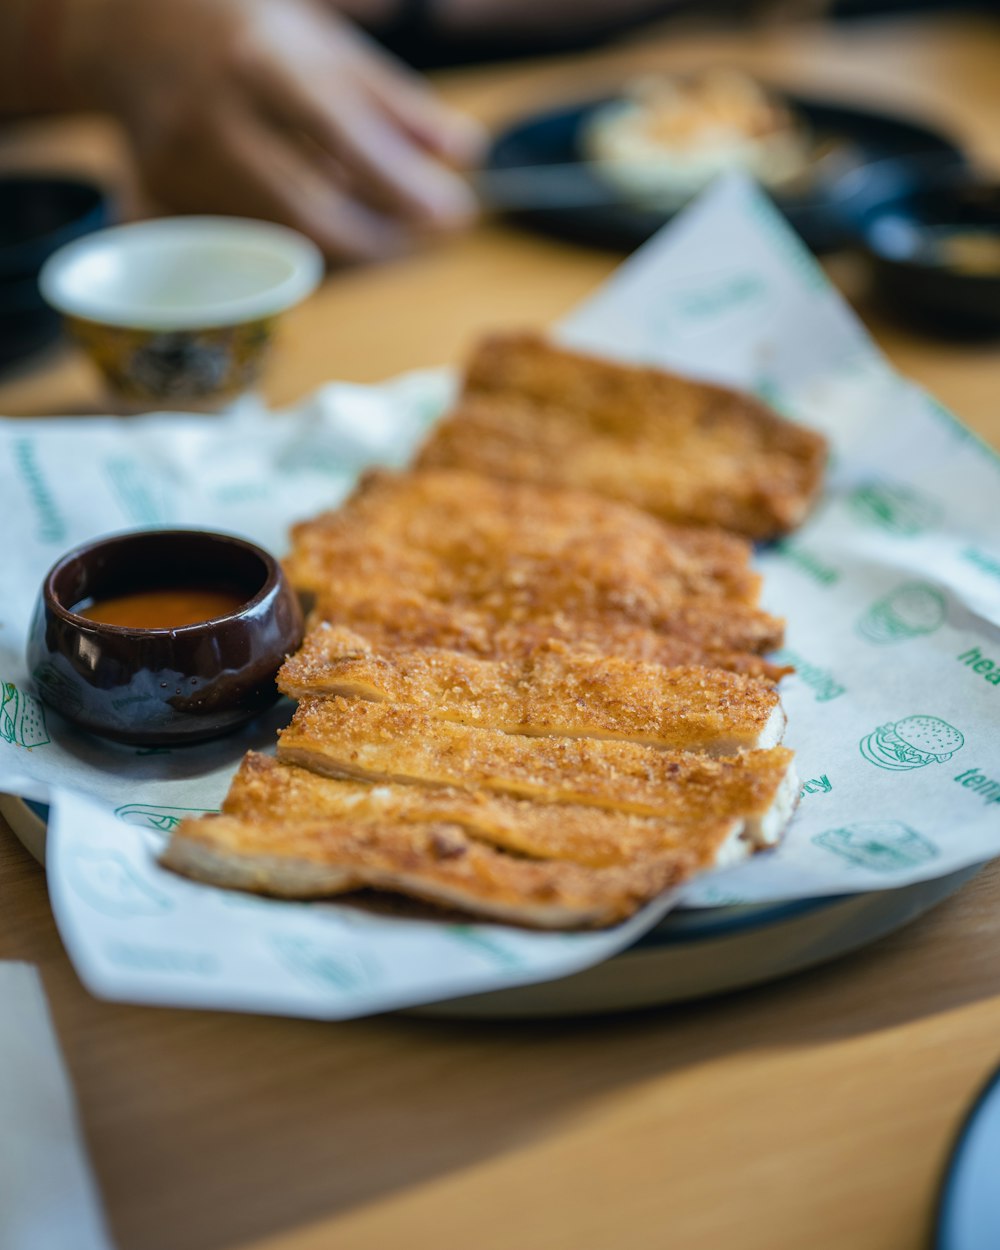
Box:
left=77, top=587, right=247, bottom=629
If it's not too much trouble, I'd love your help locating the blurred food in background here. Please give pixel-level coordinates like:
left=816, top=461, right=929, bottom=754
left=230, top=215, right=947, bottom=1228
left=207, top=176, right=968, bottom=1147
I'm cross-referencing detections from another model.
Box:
left=584, top=69, right=814, bottom=209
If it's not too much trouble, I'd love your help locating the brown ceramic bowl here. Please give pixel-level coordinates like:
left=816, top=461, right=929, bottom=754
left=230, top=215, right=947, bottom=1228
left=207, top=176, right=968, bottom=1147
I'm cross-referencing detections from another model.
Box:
left=27, top=529, right=303, bottom=746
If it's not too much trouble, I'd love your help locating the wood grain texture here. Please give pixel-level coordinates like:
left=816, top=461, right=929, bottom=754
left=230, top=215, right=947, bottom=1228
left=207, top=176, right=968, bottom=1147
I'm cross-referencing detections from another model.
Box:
left=2, top=12, right=1000, bottom=1250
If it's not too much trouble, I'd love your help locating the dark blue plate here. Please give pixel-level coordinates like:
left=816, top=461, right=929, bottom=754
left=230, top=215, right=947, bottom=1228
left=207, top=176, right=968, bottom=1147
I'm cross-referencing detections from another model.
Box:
left=486, top=95, right=964, bottom=254
left=935, top=1061, right=1000, bottom=1249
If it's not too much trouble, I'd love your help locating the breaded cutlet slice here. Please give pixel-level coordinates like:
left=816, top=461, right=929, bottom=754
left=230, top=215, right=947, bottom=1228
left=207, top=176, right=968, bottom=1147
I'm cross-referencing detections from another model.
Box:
left=161, top=751, right=792, bottom=927
left=279, top=626, right=786, bottom=756
left=286, top=468, right=762, bottom=607
left=306, top=597, right=790, bottom=681
left=277, top=698, right=798, bottom=833
left=310, top=590, right=786, bottom=663
left=195, top=752, right=757, bottom=869
left=417, top=334, right=828, bottom=539
left=161, top=812, right=693, bottom=929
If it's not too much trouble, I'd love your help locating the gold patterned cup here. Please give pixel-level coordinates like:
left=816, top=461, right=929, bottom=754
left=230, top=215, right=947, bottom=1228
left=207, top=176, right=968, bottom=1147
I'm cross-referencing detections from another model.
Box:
left=39, top=217, right=323, bottom=412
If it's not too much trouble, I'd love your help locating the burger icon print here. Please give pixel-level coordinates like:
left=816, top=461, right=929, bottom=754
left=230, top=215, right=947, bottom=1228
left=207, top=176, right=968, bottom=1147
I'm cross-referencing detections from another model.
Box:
left=859, top=715, right=964, bottom=772
left=857, top=581, right=947, bottom=644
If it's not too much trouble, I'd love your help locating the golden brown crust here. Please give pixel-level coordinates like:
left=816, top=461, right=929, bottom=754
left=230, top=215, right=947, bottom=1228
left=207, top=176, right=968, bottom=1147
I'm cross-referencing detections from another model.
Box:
left=283, top=470, right=784, bottom=665
left=222, top=753, right=745, bottom=870
left=162, top=339, right=812, bottom=929
left=299, top=602, right=789, bottom=681
left=163, top=812, right=694, bottom=929
left=416, top=334, right=828, bottom=539
left=277, top=696, right=795, bottom=821
left=279, top=625, right=783, bottom=754
left=285, top=467, right=761, bottom=606
left=305, top=592, right=785, bottom=664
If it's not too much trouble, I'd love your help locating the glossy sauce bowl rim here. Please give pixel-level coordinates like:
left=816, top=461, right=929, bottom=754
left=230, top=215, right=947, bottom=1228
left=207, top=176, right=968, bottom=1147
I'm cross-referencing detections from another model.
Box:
left=42, top=528, right=286, bottom=638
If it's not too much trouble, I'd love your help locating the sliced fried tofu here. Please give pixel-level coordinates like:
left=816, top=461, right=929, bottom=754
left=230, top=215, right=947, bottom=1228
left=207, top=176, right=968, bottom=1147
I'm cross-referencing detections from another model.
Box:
left=417, top=334, right=828, bottom=539
left=277, top=697, right=798, bottom=837
left=216, top=754, right=751, bottom=870
left=279, top=626, right=785, bottom=756
left=286, top=468, right=762, bottom=607
left=308, top=591, right=786, bottom=664
left=162, top=749, right=794, bottom=926
left=304, top=598, right=789, bottom=681
left=161, top=812, right=694, bottom=929
left=285, top=469, right=786, bottom=667
left=161, top=341, right=815, bottom=929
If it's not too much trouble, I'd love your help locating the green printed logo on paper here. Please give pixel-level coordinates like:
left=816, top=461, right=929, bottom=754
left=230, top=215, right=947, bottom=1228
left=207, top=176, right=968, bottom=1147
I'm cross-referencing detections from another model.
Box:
left=859, top=715, right=964, bottom=772
left=800, top=774, right=832, bottom=796
left=647, top=271, right=771, bottom=341
left=672, top=272, right=768, bottom=322
left=105, top=943, right=216, bottom=976
left=769, top=649, right=845, bottom=703
left=11, top=437, right=66, bottom=543
left=846, top=480, right=941, bottom=537
left=955, top=646, right=1000, bottom=689
left=270, top=934, right=378, bottom=992
left=814, top=821, right=938, bottom=872
left=954, top=768, right=1000, bottom=807
left=0, top=682, right=50, bottom=749
left=104, top=457, right=172, bottom=525
left=960, top=546, right=1000, bottom=583
left=771, top=540, right=840, bottom=587
left=448, top=925, right=525, bottom=970
left=857, top=582, right=947, bottom=644
left=66, top=848, right=172, bottom=917
left=114, top=803, right=217, bottom=833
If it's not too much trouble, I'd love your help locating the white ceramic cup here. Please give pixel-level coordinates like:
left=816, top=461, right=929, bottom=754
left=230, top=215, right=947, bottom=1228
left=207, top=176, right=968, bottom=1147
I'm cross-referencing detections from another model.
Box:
left=40, top=216, right=324, bottom=412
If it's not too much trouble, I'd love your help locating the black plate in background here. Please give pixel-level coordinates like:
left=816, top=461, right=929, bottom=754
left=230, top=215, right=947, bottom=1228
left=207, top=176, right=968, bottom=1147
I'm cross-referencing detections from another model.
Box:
left=486, top=96, right=965, bottom=254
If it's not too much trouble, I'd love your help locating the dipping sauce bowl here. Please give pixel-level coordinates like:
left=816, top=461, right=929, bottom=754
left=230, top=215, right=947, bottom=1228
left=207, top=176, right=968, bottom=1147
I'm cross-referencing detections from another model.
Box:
left=27, top=530, right=303, bottom=746
left=38, top=216, right=323, bottom=411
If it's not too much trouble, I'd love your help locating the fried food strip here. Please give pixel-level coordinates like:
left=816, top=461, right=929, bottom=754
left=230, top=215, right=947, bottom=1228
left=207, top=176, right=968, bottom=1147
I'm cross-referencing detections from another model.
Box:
left=279, top=627, right=785, bottom=755
left=304, top=596, right=788, bottom=681
left=162, top=747, right=784, bottom=926
left=310, top=591, right=786, bottom=664
left=417, top=334, right=828, bottom=539
left=286, top=469, right=785, bottom=663
left=277, top=698, right=798, bottom=837
left=162, top=812, right=693, bottom=929
left=286, top=468, right=761, bottom=607
left=215, top=754, right=753, bottom=868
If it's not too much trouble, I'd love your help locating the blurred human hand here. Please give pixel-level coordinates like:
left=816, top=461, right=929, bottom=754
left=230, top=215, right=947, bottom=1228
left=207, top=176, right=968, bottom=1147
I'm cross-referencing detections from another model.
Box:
left=77, top=0, right=485, bottom=261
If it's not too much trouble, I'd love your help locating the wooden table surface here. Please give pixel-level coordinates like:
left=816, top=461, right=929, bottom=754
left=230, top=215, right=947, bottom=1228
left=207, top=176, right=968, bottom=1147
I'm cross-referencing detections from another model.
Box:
left=2, top=12, right=1000, bottom=1250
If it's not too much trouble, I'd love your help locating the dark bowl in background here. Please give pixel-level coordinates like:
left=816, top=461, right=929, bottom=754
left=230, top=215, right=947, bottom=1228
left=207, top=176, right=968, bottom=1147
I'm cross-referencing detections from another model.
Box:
left=27, top=529, right=303, bottom=746
left=836, top=159, right=1000, bottom=337
left=0, top=174, right=111, bottom=369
